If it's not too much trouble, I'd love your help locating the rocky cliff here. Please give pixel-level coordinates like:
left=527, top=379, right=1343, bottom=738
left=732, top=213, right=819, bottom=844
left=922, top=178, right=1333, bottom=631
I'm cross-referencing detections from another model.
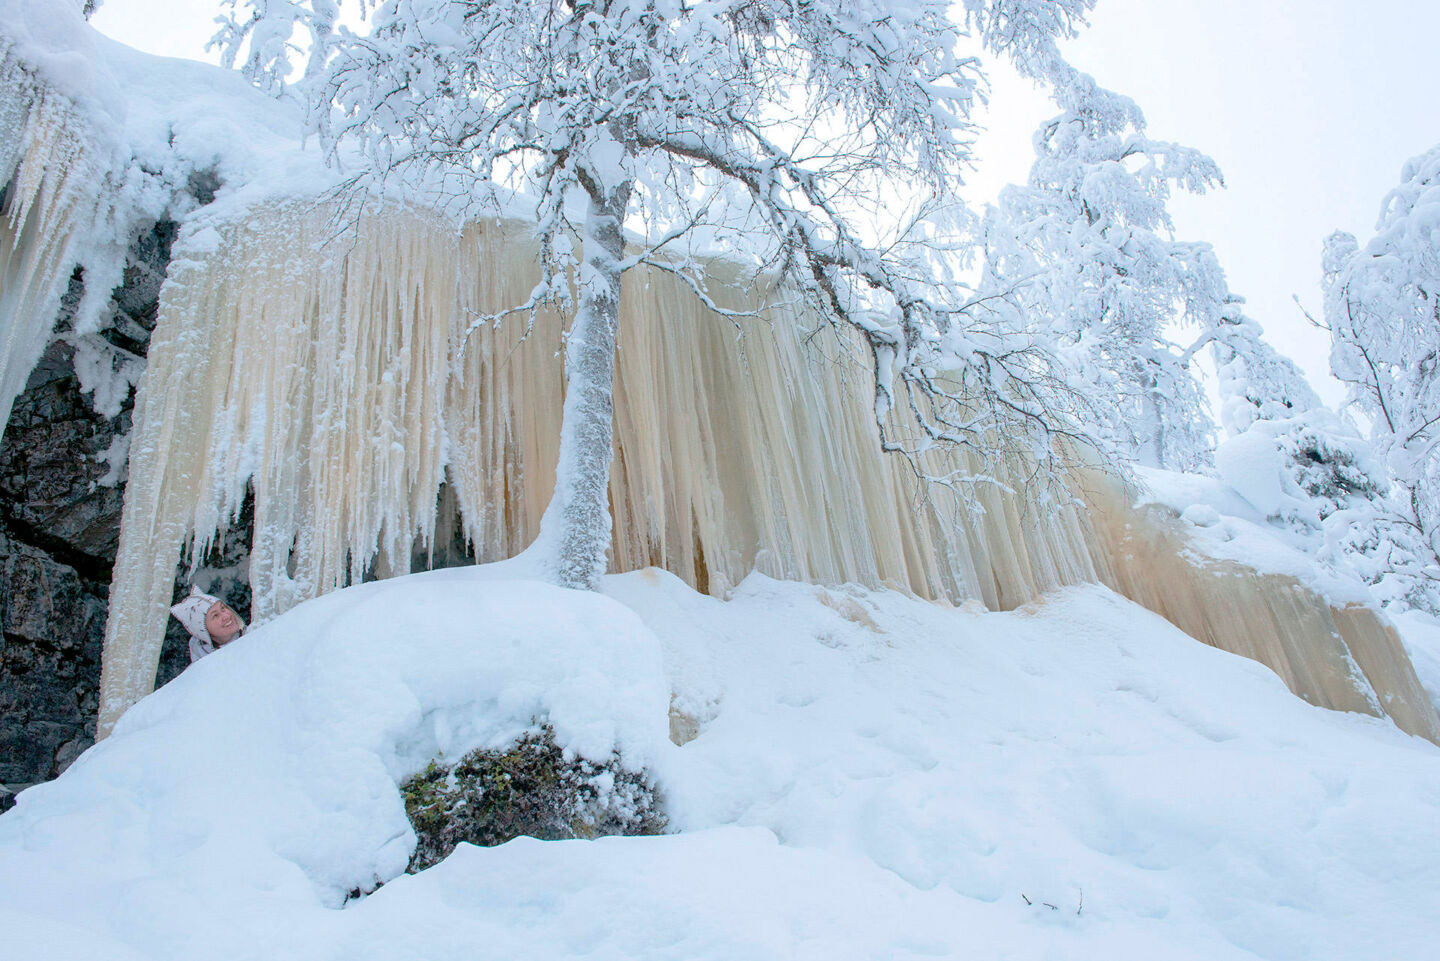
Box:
left=0, top=218, right=212, bottom=802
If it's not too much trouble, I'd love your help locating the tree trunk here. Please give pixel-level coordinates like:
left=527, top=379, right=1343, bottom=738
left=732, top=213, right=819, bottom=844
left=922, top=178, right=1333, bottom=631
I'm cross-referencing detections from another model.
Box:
left=532, top=176, right=632, bottom=590
left=1137, top=361, right=1166, bottom=469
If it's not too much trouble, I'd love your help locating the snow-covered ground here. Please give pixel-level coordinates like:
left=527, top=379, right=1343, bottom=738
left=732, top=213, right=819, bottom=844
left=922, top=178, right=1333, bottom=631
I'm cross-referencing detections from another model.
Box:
left=3, top=566, right=1438, bottom=961
left=1135, top=462, right=1375, bottom=608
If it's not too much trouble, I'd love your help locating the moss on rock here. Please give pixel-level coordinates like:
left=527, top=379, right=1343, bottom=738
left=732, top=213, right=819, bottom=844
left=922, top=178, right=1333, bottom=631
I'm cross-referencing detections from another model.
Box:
left=400, top=725, right=664, bottom=873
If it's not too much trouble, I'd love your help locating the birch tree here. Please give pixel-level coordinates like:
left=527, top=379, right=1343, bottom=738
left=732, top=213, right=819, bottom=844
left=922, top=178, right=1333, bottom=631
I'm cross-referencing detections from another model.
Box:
left=214, top=0, right=1101, bottom=590
left=1321, top=142, right=1440, bottom=613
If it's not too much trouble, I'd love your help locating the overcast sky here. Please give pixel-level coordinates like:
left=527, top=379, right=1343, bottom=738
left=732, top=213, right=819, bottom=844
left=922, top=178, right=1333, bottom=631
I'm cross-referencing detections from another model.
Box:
left=90, top=0, right=1440, bottom=406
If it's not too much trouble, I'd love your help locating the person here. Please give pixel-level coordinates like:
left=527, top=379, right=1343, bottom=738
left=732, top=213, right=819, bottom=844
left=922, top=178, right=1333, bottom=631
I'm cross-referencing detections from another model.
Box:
left=169, top=587, right=246, bottom=663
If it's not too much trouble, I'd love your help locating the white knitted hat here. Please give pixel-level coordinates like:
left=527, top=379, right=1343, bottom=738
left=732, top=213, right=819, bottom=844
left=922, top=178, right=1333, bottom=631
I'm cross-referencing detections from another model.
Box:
left=170, top=587, right=221, bottom=644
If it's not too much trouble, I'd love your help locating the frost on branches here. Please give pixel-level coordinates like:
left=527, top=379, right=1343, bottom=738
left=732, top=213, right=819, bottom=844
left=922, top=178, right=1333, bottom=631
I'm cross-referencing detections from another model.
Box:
left=981, top=66, right=1226, bottom=472
left=1322, top=142, right=1440, bottom=616
left=212, top=0, right=1106, bottom=590
left=1210, top=305, right=1387, bottom=563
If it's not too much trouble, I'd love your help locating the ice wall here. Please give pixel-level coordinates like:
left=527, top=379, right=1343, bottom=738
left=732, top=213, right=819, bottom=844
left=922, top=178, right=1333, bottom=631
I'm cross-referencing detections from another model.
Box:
left=98, top=199, right=1440, bottom=746
left=452, top=230, right=1101, bottom=607
left=1081, top=471, right=1440, bottom=742
left=98, top=202, right=1105, bottom=734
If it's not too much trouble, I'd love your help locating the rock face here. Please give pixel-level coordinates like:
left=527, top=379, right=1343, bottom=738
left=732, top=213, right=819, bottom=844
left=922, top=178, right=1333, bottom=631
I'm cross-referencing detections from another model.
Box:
left=0, top=529, right=107, bottom=792
left=0, top=222, right=201, bottom=798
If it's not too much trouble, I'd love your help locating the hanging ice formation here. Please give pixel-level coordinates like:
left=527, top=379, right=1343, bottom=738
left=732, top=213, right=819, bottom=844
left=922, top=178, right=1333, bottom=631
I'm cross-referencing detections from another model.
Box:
left=1082, top=475, right=1440, bottom=742
left=0, top=41, right=112, bottom=437
left=93, top=198, right=1440, bottom=744
left=1, top=36, right=178, bottom=447
left=96, top=202, right=1104, bottom=733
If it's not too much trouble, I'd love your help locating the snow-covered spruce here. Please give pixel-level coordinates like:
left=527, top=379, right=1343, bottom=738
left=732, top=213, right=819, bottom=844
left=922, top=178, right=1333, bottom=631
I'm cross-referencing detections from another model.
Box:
left=1208, top=308, right=1390, bottom=553
left=980, top=62, right=1226, bottom=472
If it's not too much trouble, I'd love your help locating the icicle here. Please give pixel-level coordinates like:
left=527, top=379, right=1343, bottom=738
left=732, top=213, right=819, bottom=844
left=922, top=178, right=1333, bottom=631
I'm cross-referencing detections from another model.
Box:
left=0, top=43, right=108, bottom=440
left=99, top=202, right=1104, bottom=734
left=99, top=201, right=460, bottom=736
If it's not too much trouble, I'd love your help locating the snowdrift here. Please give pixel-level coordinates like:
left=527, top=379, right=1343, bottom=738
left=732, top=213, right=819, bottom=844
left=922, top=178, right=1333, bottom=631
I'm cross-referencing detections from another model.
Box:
left=5, top=568, right=1440, bottom=960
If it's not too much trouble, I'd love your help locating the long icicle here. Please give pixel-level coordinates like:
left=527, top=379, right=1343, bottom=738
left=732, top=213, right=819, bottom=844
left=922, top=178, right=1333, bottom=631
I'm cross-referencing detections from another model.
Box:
left=0, top=44, right=109, bottom=442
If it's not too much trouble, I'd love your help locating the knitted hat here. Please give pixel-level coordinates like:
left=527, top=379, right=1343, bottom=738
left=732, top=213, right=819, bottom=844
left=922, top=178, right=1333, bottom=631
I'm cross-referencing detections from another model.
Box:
left=170, top=587, right=221, bottom=644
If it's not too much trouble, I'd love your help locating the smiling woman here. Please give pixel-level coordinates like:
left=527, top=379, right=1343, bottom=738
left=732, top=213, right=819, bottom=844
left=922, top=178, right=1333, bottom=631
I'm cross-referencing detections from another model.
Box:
left=204, top=600, right=242, bottom=646
left=169, top=587, right=247, bottom=662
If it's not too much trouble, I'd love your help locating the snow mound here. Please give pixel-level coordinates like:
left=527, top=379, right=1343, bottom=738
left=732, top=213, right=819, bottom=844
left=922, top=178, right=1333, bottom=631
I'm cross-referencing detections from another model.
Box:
left=0, top=569, right=672, bottom=907
left=3, top=569, right=1440, bottom=960
left=1137, top=464, right=1375, bottom=606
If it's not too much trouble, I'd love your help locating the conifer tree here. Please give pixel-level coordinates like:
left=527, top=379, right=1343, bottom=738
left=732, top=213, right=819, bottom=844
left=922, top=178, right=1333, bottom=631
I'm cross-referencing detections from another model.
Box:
left=1210, top=305, right=1386, bottom=556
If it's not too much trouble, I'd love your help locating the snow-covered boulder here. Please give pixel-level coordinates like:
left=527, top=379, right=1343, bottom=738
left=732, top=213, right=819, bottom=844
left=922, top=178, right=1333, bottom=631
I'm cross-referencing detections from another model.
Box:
left=0, top=567, right=675, bottom=907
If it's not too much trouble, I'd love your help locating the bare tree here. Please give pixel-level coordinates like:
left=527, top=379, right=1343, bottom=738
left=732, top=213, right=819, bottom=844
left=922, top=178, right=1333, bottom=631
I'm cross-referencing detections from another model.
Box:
left=214, top=0, right=1101, bottom=589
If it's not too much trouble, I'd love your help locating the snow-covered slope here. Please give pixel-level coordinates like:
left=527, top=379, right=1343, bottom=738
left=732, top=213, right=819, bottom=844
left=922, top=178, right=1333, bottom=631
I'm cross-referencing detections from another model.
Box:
left=2, top=567, right=1437, bottom=960
left=1394, top=609, right=1440, bottom=715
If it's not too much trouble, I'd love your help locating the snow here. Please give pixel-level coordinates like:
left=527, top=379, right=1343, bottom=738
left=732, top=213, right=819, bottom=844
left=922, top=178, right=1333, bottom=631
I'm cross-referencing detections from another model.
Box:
left=0, top=0, right=106, bottom=105
left=0, top=0, right=337, bottom=209
left=1135, top=464, right=1376, bottom=608
left=5, top=9, right=1440, bottom=956
left=9, top=568, right=671, bottom=914
left=1214, top=427, right=1294, bottom=520
left=1395, top=609, right=1440, bottom=715
left=6, top=566, right=1440, bottom=959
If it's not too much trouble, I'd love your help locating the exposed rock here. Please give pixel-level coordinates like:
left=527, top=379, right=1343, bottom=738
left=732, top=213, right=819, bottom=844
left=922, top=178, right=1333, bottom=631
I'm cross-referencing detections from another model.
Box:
left=0, top=532, right=104, bottom=783
left=400, top=726, right=665, bottom=874
left=0, top=335, right=127, bottom=568
left=0, top=216, right=205, bottom=785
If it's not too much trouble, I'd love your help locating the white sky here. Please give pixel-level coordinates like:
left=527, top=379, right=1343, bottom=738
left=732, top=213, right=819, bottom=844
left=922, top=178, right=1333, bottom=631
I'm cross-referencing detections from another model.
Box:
left=90, top=0, right=1440, bottom=406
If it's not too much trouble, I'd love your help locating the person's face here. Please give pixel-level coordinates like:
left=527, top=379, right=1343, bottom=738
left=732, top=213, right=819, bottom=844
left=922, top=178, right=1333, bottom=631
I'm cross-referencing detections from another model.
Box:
left=205, top=601, right=241, bottom=645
